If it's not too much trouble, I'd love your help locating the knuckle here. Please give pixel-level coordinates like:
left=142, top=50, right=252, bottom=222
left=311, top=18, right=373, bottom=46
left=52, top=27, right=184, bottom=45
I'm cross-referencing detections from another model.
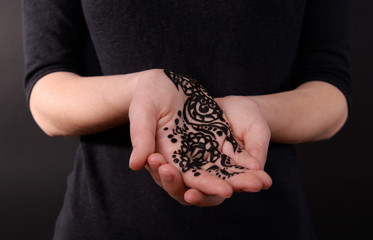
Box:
left=246, top=156, right=262, bottom=170
left=251, top=179, right=264, bottom=192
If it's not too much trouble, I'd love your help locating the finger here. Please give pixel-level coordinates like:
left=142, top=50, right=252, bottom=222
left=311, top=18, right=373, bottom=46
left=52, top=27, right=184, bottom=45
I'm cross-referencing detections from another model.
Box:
left=184, top=189, right=226, bottom=207
left=224, top=172, right=264, bottom=192
left=201, top=154, right=272, bottom=192
left=129, top=97, right=157, bottom=170
left=223, top=169, right=272, bottom=192
left=181, top=169, right=233, bottom=198
left=222, top=143, right=262, bottom=170
left=197, top=156, right=263, bottom=192
left=251, top=170, right=273, bottom=189
left=158, top=164, right=191, bottom=206
left=212, top=127, right=260, bottom=170
left=147, top=153, right=168, bottom=188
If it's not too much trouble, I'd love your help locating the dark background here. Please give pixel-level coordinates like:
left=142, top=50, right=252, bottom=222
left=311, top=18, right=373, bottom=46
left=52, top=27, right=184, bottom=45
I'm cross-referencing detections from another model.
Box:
left=0, top=1, right=372, bottom=239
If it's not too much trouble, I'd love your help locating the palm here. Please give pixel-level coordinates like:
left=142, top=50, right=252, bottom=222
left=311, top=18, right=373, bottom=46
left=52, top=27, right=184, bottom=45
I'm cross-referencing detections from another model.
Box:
left=156, top=71, right=246, bottom=178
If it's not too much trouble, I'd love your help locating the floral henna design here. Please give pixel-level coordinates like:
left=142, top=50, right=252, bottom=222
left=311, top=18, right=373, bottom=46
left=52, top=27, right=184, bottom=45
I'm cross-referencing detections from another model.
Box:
left=163, top=70, right=246, bottom=179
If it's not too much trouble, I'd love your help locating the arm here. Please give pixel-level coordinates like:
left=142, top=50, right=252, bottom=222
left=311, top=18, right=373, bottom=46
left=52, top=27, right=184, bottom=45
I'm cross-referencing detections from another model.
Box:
left=29, top=71, right=142, bottom=136
left=247, top=81, right=348, bottom=143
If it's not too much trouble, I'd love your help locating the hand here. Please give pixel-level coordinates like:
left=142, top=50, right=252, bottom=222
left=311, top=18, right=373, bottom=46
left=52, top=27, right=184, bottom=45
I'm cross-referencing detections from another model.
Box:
left=145, top=94, right=273, bottom=206
left=129, top=69, right=272, bottom=202
left=215, top=95, right=271, bottom=171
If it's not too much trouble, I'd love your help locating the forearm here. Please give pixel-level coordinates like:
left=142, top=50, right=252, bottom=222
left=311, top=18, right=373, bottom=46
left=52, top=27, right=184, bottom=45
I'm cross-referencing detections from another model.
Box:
left=248, top=81, right=348, bottom=143
left=30, top=71, right=144, bottom=136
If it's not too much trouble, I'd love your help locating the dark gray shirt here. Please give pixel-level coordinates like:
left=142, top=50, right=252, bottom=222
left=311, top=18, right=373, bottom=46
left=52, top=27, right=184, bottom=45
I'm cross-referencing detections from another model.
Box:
left=23, top=0, right=352, bottom=239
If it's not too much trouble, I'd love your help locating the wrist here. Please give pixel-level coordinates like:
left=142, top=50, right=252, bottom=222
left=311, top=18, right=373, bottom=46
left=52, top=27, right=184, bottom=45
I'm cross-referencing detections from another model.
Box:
left=216, top=95, right=276, bottom=142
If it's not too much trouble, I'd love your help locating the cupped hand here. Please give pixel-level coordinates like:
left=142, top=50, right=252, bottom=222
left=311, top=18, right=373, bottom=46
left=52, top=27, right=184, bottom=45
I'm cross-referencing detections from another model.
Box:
left=129, top=69, right=272, bottom=204
left=146, top=95, right=273, bottom=206
left=214, top=95, right=271, bottom=171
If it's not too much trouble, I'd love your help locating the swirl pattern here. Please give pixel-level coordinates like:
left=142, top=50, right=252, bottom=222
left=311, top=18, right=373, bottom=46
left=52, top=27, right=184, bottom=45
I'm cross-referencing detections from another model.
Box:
left=164, top=70, right=245, bottom=179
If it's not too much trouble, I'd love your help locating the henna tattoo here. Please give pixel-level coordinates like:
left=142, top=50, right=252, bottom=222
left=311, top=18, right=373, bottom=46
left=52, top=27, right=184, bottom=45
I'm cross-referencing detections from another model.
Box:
left=163, top=70, right=246, bottom=179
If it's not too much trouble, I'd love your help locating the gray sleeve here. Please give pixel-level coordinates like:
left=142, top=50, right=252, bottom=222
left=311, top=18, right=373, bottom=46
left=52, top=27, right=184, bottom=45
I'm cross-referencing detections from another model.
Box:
left=22, top=0, right=85, bottom=105
left=294, top=0, right=353, bottom=112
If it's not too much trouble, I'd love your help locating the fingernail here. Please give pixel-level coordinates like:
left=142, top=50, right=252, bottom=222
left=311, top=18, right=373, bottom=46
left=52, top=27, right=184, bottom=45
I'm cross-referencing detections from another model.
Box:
left=145, top=164, right=150, bottom=171
left=160, top=172, right=173, bottom=183
left=148, top=162, right=159, bottom=170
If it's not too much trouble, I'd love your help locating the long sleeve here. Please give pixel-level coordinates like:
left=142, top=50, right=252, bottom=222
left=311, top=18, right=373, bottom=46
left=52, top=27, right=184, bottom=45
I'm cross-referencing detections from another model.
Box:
left=22, top=0, right=86, bottom=104
left=294, top=0, right=353, bottom=110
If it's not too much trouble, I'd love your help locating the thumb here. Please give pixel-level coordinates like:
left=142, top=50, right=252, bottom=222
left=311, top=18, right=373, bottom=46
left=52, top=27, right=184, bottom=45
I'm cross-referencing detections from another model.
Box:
left=128, top=96, right=157, bottom=170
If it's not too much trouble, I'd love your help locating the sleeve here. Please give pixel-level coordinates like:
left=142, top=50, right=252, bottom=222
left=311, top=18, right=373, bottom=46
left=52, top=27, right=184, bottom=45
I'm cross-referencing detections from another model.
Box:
left=22, top=0, right=85, bottom=105
left=294, top=0, right=353, bottom=112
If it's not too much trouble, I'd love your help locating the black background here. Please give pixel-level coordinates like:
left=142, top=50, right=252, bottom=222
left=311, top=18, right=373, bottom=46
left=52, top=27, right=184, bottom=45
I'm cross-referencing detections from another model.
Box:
left=1, top=1, right=372, bottom=239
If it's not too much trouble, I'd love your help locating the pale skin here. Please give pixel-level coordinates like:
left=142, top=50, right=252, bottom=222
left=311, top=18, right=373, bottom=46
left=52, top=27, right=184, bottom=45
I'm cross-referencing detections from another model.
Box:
left=30, top=69, right=348, bottom=206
